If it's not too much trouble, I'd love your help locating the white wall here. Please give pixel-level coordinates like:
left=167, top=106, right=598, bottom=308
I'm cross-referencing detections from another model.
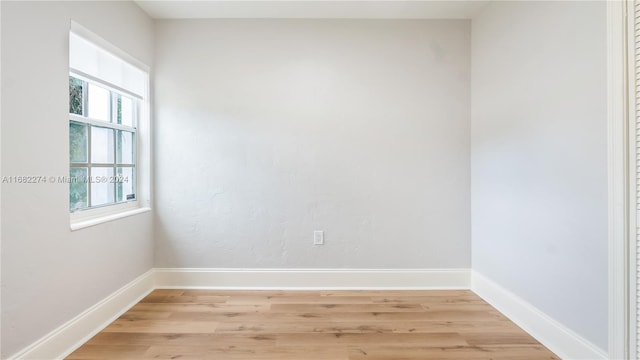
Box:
left=0, top=2, right=154, bottom=358
left=154, top=19, right=471, bottom=269
left=471, top=1, right=608, bottom=351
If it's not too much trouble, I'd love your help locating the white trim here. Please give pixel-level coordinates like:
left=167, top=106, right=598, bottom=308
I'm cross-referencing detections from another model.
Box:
left=1, top=2, right=4, bottom=352
left=134, top=1, right=490, bottom=19
left=154, top=268, right=470, bottom=290
left=471, top=271, right=608, bottom=360
left=69, top=113, right=138, bottom=133
left=1, top=2, right=4, bottom=353
left=5, top=269, right=155, bottom=360
left=70, top=69, right=144, bottom=101
left=70, top=206, right=151, bottom=231
left=608, top=0, right=632, bottom=359
left=70, top=21, right=149, bottom=73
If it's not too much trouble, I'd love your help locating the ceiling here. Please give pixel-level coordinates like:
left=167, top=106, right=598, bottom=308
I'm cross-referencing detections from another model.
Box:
left=135, top=1, right=490, bottom=19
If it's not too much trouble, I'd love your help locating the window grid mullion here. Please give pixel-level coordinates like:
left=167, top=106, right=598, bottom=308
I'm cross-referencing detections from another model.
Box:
left=82, top=80, right=88, bottom=117
left=71, top=163, right=135, bottom=167
left=112, top=96, right=118, bottom=203
left=70, top=113, right=136, bottom=132
left=87, top=123, right=92, bottom=208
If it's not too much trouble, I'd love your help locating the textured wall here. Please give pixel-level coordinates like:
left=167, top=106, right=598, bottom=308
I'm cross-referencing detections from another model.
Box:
left=471, top=1, right=608, bottom=351
left=1, top=2, right=154, bottom=357
left=154, top=19, right=471, bottom=269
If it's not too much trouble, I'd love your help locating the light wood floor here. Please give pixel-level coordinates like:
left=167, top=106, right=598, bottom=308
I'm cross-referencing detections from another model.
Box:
left=67, top=289, right=559, bottom=360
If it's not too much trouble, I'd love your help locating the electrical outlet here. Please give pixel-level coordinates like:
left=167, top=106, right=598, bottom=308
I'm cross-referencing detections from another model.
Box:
left=313, top=230, right=324, bottom=245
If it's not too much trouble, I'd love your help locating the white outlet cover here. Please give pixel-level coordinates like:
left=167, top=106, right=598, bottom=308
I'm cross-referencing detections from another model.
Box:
left=313, top=230, right=324, bottom=245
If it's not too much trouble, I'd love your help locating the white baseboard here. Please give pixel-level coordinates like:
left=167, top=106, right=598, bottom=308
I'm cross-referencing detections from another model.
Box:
left=471, top=271, right=608, bottom=360
left=154, top=268, right=471, bottom=290
left=7, top=269, right=155, bottom=360
left=6, top=267, right=469, bottom=359
left=21, top=267, right=610, bottom=360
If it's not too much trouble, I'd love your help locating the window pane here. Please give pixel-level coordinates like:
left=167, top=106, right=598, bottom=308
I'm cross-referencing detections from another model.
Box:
left=116, top=130, right=134, bottom=164
left=118, top=95, right=134, bottom=127
left=116, top=167, right=135, bottom=202
left=91, top=167, right=115, bottom=206
left=69, top=121, right=87, bottom=163
left=70, top=167, right=88, bottom=211
left=69, top=77, right=84, bottom=115
left=91, top=126, right=115, bottom=164
left=87, top=83, right=110, bottom=121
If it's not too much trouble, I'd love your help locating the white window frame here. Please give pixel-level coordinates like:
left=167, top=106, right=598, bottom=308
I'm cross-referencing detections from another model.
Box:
left=69, top=22, right=151, bottom=230
left=69, top=73, right=139, bottom=210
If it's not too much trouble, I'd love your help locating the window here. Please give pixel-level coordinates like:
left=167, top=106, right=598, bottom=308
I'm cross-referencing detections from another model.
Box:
left=68, top=76, right=137, bottom=211
left=69, top=23, right=149, bottom=222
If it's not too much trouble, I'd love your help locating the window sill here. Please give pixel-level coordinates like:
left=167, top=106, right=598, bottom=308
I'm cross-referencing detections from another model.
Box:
left=70, top=207, right=151, bottom=231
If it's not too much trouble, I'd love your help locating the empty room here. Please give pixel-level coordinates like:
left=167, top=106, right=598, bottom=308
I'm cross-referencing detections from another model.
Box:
left=0, top=0, right=637, bottom=359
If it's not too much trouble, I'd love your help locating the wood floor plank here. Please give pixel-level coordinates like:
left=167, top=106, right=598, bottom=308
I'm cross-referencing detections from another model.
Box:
left=273, top=332, right=469, bottom=346
left=130, top=303, right=271, bottom=313
left=143, top=345, right=349, bottom=360
left=347, top=345, right=560, bottom=360
left=269, top=303, right=424, bottom=313
left=66, top=290, right=559, bottom=360
left=214, top=320, right=522, bottom=334
left=372, top=296, right=487, bottom=304
left=86, top=333, right=276, bottom=346
left=103, top=320, right=219, bottom=333
left=255, top=295, right=377, bottom=304
left=66, top=345, right=150, bottom=360
left=118, top=311, right=173, bottom=320
left=140, top=295, right=229, bottom=304
left=461, top=331, right=543, bottom=346
left=166, top=310, right=513, bottom=322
